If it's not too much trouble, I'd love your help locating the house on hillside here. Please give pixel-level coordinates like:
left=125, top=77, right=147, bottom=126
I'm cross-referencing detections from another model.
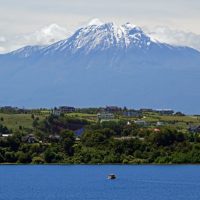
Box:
left=105, top=106, right=122, bottom=113
left=156, top=121, right=165, bottom=126
left=154, top=128, right=161, bottom=132
left=123, top=110, right=142, bottom=118
left=52, top=108, right=62, bottom=116
left=52, top=106, right=76, bottom=116
left=22, top=134, right=38, bottom=143
left=97, top=112, right=114, bottom=121
left=0, top=133, right=13, bottom=138
left=59, top=106, right=75, bottom=113
left=140, top=108, right=154, bottom=113
left=134, top=120, right=147, bottom=126
left=48, top=134, right=61, bottom=141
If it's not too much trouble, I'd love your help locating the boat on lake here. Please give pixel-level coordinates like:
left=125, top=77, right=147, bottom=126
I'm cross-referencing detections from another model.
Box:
left=107, top=174, right=116, bottom=180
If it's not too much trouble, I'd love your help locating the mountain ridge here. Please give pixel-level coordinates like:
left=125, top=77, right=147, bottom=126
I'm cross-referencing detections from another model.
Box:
left=0, top=20, right=200, bottom=113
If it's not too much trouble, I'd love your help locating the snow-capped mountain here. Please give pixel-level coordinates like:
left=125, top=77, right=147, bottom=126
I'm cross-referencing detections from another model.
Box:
left=0, top=20, right=200, bottom=113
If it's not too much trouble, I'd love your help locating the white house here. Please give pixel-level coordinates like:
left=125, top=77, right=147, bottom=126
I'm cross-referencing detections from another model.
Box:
left=97, top=112, right=114, bottom=121
left=134, top=120, right=147, bottom=126
left=52, top=109, right=61, bottom=116
left=156, top=121, right=164, bottom=126
left=0, top=134, right=13, bottom=137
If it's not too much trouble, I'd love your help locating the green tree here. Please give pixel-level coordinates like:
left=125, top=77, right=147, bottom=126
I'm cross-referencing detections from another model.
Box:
left=31, top=114, right=35, bottom=120
left=17, top=152, right=32, bottom=163
left=0, top=153, right=4, bottom=163
left=4, top=152, right=17, bottom=163
left=44, top=148, right=61, bottom=163
left=61, top=130, right=75, bottom=156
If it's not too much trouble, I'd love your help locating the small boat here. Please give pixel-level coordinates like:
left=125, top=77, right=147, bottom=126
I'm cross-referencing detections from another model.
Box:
left=107, top=174, right=116, bottom=180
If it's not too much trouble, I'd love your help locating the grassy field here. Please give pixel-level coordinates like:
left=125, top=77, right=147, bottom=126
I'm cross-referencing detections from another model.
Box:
left=66, top=112, right=97, bottom=121
left=118, top=112, right=200, bottom=129
left=0, top=113, right=47, bottom=130
left=144, top=113, right=200, bottom=123
left=0, top=111, right=199, bottom=131
left=0, top=112, right=96, bottom=131
left=142, top=112, right=200, bottom=129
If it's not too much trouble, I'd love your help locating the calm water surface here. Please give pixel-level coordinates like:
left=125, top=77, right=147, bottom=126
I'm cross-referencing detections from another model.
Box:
left=0, top=165, right=200, bottom=200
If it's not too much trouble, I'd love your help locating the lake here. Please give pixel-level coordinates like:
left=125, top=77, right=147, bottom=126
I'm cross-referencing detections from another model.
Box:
left=0, top=165, right=200, bottom=200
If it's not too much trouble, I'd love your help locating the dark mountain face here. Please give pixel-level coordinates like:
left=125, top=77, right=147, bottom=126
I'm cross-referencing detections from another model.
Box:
left=0, top=22, right=200, bottom=113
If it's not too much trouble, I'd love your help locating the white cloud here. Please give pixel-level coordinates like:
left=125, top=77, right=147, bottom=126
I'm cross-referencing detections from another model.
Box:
left=0, top=24, right=70, bottom=53
left=147, top=26, right=200, bottom=51
left=19, top=24, right=70, bottom=45
left=88, top=18, right=104, bottom=26
left=0, top=36, right=6, bottom=53
left=0, top=46, right=5, bottom=53
left=0, top=36, right=6, bottom=42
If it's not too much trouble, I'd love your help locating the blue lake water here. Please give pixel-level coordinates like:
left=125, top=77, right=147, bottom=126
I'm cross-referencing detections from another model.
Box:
left=0, top=165, right=200, bottom=200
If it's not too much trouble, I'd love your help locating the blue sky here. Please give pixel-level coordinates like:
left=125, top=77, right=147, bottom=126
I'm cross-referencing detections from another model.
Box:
left=0, top=0, right=200, bottom=53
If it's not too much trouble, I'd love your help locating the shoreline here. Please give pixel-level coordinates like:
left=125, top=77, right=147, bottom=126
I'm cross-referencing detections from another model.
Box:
left=1, top=163, right=200, bottom=166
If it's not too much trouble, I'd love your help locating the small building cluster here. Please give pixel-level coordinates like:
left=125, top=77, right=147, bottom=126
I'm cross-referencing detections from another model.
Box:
left=105, top=106, right=122, bottom=113
left=97, top=112, right=114, bottom=121
left=156, top=121, right=165, bottom=126
left=134, top=120, right=147, bottom=126
left=22, top=134, right=38, bottom=143
left=0, top=133, right=13, bottom=138
left=59, top=106, right=76, bottom=113
left=123, top=110, right=142, bottom=118
left=52, top=106, right=76, bottom=116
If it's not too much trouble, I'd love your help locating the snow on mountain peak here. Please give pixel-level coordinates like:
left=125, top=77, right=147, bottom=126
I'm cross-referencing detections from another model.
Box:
left=123, top=22, right=137, bottom=30
left=10, top=20, right=158, bottom=57
left=88, top=18, right=104, bottom=26
left=65, top=21, right=153, bottom=53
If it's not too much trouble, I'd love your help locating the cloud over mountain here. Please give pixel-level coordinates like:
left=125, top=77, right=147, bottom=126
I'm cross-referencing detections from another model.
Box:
left=0, top=36, right=6, bottom=42
left=0, top=24, right=70, bottom=53
left=0, top=21, right=200, bottom=54
left=147, top=26, right=200, bottom=51
left=23, top=24, right=200, bottom=52
left=0, top=46, right=5, bottom=53
left=0, top=37, right=6, bottom=53
left=19, top=24, right=70, bottom=45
